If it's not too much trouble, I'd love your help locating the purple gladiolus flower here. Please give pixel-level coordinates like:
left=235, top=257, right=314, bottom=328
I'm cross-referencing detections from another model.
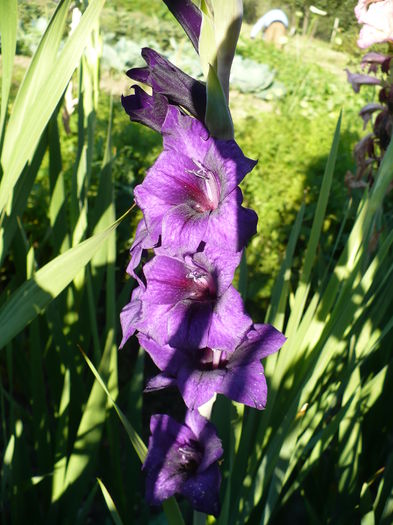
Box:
left=127, top=48, right=206, bottom=125
left=162, top=0, right=202, bottom=52
left=134, top=106, right=258, bottom=254
left=119, top=246, right=253, bottom=351
left=121, top=85, right=168, bottom=132
left=143, top=411, right=223, bottom=516
left=141, top=324, right=286, bottom=409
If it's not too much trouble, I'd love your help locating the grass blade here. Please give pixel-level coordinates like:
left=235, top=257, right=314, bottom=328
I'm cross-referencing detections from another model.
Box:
left=0, top=0, right=106, bottom=214
left=0, top=208, right=132, bottom=350
left=0, top=0, right=17, bottom=144
left=97, top=478, right=124, bottom=525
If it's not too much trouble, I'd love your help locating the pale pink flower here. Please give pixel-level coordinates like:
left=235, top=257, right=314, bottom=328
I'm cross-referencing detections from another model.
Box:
left=355, top=0, right=393, bottom=48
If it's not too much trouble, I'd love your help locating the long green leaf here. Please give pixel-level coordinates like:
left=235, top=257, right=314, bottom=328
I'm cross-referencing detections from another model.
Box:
left=0, top=0, right=106, bottom=214
left=97, top=478, right=124, bottom=525
left=0, top=0, right=17, bottom=143
left=0, top=209, right=130, bottom=350
left=80, top=348, right=146, bottom=463
left=81, top=350, right=186, bottom=525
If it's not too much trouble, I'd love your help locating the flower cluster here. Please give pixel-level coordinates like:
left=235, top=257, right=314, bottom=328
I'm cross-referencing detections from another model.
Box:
left=345, top=2, right=393, bottom=191
left=120, top=0, right=285, bottom=516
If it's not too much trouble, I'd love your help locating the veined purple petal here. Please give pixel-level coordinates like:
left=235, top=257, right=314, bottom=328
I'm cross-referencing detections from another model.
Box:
left=121, top=86, right=168, bottom=132
left=220, top=362, right=268, bottom=409
left=168, top=300, right=213, bottom=349
left=206, top=187, right=258, bottom=252
left=127, top=48, right=206, bottom=123
left=178, top=365, right=225, bottom=409
left=144, top=255, right=196, bottom=304
left=162, top=0, right=202, bottom=52
left=137, top=249, right=248, bottom=350
left=162, top=107, right=257, bottom=190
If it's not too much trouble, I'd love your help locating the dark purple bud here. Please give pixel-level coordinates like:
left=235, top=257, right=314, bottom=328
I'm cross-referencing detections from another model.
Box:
left=361, top=52, right=392, bottom=74
left=121, top=85, right=168, bottom=132
left=379, top=85, right=393, bottom=112
left=374, top=109, right=393, bottom=151
left=359, top=102, right=384, bottom=129
left=162, top=0, right=202, bottom=52
left=127, top=48, right=206, bottom=124
left=345, top=69, right=382, bottom=93
left=353, top=133, right=376, bottom=182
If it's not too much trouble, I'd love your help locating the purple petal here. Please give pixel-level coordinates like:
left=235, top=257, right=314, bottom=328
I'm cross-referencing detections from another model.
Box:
left=119, top=287, right=143, bottom=348
left=206, top=187, right=257, bottom=252
left=161, top=203, right=209, bottom=254
left=207, top=286, right=252, bottom=352
left=137, top=333, right=179, bottom=372
left=143, top=414, right=193, bottom=504
left=145, top=373, right=177, bottom=392
left=143, top=255, right=190, bottom=304
left=184, top=411, right=224, bottom=469
left=121, top=86, right=168, bottom=132
left=181, top=464, right=221, bottom=517
left=178, top=366, right=225, bottom=409
left=168, top=301, right=213, bottom=349
left=232, top=324, right=287, bottom=362
left=162, top=0, right=202, bottom=52
left=162, top=107, right=256, bottom=192
left=128, top=66, right=150, bottom=84
left=126, top=219, right=158, bottom=287
left=219, top=361, right=268, bottom=410
left=162, top=106, right=211, bottom=155
left=192, top=247, right=241, bottom=295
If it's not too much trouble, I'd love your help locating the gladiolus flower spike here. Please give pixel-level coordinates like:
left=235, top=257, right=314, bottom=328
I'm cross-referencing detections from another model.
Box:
left=120, top=0, right=286, bottom=516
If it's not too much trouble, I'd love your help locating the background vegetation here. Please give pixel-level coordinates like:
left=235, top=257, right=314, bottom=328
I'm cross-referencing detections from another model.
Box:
left=1, top=1, right=393, bottom=524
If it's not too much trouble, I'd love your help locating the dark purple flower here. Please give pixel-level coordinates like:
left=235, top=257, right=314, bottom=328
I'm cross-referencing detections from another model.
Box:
left=119, top=245, right=253, bottom=351
left=121, top=85, right=168, bottom=132
left=134, top=106, right=257, bottom=254
left=359, top=102, right=384, bottom=128
left=162, top=0, right=202, bottom=52
left=143, top=411, right=223, bottom=516
left=361, top=51, right=392, bottom=74
left=127, top=48, right=206, bottom=124
left=141, top=324, right=286, bottom=409
left=374, top=108, right=393, bottom=150
left=345, top=69, right=382, bottom=93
